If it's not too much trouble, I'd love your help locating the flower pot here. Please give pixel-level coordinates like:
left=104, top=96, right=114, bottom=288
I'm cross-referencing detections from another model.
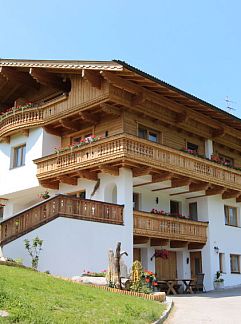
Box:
left=213, top=281, right=224, bottom=290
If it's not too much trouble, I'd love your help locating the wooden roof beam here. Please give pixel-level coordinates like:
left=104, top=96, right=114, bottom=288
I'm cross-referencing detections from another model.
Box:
left=79, top=111, right=99, bottom=124
left=212, top=128, right=225, bottom=138
left=99, top=165, right=119, bottom=176
left=189, top=182, right=210, bottom=192
left=222, top=190, right=241, bottom=200
left=170, top=240, right=188, bottom=248
left=133, top=167, right=152, bottom=177
left=171, top=178, right=192, bottom=188
left=134, top=236, right=149, bottom=244
left=206, top=186, right=225, bottom=196
left=131, top=93, right=146, bottom=106
left=82, top=70, right=102, bottom=89
left=176, top=111, right=188, bottom=123
left=58, top=176, right=78, bottom=186
left=150, top=238, right=169, bottom=247
left=60, top=118, right=80, bottom=132
left=30, top=68, right=71, bottom=92
left=0, top=67, right=39, bottom=89
left=188, top=242, right=205, bottom=250
left=100, top=103, right=121, bottom=116
left=44, top=125, right=62, bottom=136
left=153, top=172, right=174, bottom=182
left=78, top=171, right=98, bottom=181
left=40, top=180, right=59, bottom=190
left=108, top=73, right=241, bottom=142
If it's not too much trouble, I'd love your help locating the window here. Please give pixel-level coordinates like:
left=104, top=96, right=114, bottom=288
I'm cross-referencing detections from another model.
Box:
left=219, top=154, right=234, bottom=167
left=224, top=206, right=238, bottom=227
left=189, top=202, right=198, bottom=221
left=170, top=200, right=180, bottom=216
left=72, top=133, right=92, bottom=144
left=138, top=125, right=159, bottom=143
left=219, top=253, right=225, bottom=273
left=230, top=254, right=240, bottom=273
left=0, top=206, right=3, bottom=222
left=187, top=142, right=198, bottom=152
left=12, top=144, right=26, bottom=168
left=133, top=193, right=140, bottom=210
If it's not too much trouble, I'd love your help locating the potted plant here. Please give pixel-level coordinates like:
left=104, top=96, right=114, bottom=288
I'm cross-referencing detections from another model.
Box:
left=39, top=190, right=50, bottom=199
left=213, top=271, right=224, bottom=290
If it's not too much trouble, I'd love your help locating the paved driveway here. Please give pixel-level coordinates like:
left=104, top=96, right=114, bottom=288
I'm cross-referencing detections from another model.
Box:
left=166, top=287, right=241, bottom=324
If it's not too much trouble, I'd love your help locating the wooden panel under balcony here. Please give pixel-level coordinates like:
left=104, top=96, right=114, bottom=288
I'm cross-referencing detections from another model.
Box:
left=35, top=133, right=241, bottom=193
left=0, top=195, right=124, bottom=246
left=133, top=210, right=208, bottom=246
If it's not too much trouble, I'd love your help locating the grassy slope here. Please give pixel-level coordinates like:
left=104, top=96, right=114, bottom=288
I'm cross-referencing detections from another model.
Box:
left=0, top=265, right=165, bottom=324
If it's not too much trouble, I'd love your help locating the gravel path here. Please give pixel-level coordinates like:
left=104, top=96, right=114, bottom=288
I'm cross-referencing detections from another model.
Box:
left=166, top=287, right=241, bottom=324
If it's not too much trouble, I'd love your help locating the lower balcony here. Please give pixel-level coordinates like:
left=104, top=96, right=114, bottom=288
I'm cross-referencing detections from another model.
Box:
left=133, top=210, right=208, bottom=249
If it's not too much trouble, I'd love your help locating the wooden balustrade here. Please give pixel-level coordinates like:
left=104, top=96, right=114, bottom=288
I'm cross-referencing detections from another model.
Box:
left=133, top=210, right=208, bottom=243
left=0, top=195, right=123, bottom=246
left=35, top=134, right=241, bottom=191
left=0, top=93, right=108, bottom=139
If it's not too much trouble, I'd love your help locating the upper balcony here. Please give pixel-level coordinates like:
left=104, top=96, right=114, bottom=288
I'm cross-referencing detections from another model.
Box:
left=34, top=133, right=241, bottom=197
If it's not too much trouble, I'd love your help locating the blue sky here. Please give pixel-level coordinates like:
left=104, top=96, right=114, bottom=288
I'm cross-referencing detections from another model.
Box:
left=1, top=0, right=241, bottom=116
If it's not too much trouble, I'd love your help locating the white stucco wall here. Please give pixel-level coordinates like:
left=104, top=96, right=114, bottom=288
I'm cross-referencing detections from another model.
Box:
left=207, top=195, right=241, bottom=289
left=4, top=217, right=130, bottom=277
left=0, top=128, right=61, bottom=197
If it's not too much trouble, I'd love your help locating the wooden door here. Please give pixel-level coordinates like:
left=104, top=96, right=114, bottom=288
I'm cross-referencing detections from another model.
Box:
left=190, top=251, right=202, bottom=279
left=133, top=248, right=141, bottom=262
left=155, top=251, right=177, bottom=280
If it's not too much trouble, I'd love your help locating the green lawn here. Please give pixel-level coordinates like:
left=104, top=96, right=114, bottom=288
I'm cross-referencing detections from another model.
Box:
left=0, top=265, right=165, bottom=324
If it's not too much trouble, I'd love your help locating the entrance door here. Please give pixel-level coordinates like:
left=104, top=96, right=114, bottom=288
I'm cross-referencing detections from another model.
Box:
left=190, top=251, right=202, bottom=279
left=155, top=251, right=177, bottom=280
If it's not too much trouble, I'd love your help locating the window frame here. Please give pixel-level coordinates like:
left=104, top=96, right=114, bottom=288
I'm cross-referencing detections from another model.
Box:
left=69, top=127, right=94, bottom=145
left=219, top=253, right=225, bottom=273
left=170, top=200, right=181, bottom=216
left=224, top=205, right=239, bottom=227
left=11, top=144, right=26, bottom=169
left=230, top=254, right=241, bottom=274
left=137, top=124, right=160, bottom=143
left=219, top=154, right=234, bottom=167
left=186, top=142, right=199, bottom=153
left=189, top=202, right=198, bottom=221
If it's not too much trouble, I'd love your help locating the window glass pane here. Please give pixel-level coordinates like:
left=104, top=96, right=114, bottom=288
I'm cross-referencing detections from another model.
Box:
left=138, top=128, right=147, bottom=139
left=229, top=208, right=237, bottom=226
left=187, top=142, right=198, bottom=152
left=189, top=202, right=198, bottom=221
left=170, top=201, right=180, bottom=215
left=13, top=145, right=26, bottom=168
left=0, top=207, right=3, bottom=221
left=148, top=132, right=157, bottom=142
left=230, top=255, right=240, bottom=273
left=22, top=145, right=26, bottom=165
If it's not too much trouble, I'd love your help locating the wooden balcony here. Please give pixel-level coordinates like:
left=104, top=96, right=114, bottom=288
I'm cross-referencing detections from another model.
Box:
left=0, top=195, right=123, bottom=246
left=0, top=91, right=109, bottom=141
left=35, top=133, right=241, bottom=192
left=133, top=210, right=208, bottom=246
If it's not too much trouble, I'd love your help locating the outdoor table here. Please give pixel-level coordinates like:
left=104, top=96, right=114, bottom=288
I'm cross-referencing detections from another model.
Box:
left=180, top=279, right=194, bottom=294
left=157, top=280, right=179, bottom=295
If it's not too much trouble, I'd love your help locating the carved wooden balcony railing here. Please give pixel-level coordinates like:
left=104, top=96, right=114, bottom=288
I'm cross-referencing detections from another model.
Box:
left=35, top=134, right=241, bottom=191
left=0, top=92, right=109, bottom=140
left=133, top=210, right=208, bottom=243
left=0, top=195, right=123, bottom=246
